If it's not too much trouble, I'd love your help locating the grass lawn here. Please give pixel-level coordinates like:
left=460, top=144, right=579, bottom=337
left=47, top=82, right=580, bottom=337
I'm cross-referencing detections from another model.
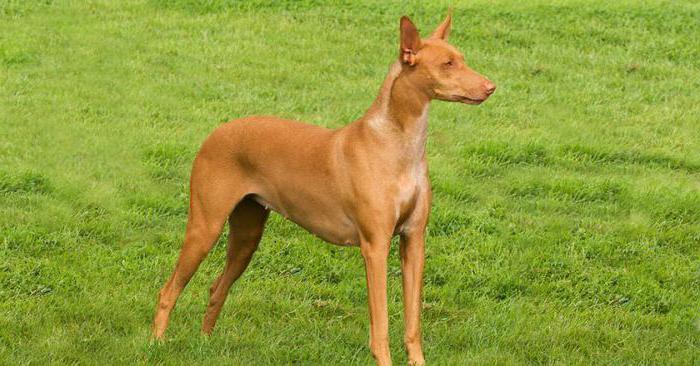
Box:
left=1, top=0, right=699, bottom=364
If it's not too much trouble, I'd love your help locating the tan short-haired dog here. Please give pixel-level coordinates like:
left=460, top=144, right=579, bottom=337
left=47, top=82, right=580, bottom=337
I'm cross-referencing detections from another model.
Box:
left=152, top=12, right=495, bottom=366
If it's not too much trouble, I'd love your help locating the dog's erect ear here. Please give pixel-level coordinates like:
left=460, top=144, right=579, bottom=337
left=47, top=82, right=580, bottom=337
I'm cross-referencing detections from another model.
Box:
left=430, top=10, right=452, bottom=40
left=400, top=16, right=421, bottom=66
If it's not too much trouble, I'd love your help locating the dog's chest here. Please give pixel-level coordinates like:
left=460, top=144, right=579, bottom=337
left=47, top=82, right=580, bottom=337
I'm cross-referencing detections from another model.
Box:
left=393, top=163, right=425, bottom=229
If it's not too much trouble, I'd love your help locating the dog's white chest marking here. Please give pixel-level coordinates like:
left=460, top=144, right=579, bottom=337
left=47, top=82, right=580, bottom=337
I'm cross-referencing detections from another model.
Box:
left=368, top=114, right=391, bottom=133
left=368, top=105, right=428, bottom=233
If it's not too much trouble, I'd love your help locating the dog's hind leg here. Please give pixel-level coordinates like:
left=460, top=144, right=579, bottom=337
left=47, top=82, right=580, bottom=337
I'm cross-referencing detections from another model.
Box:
left=152, top=157, right=247, bottom=339
left=201, top=197, right=269, bottom=334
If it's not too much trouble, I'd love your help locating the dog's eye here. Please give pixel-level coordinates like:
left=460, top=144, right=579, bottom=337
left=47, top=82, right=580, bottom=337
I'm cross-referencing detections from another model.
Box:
left=444, top=60, right=454, bottom=67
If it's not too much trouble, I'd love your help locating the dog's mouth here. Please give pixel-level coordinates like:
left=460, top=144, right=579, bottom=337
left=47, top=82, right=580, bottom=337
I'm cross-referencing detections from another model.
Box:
left=453, top=95, right=486, bottom=105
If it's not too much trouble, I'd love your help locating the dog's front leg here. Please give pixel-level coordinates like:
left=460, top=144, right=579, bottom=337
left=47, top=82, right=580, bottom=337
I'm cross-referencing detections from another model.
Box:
left=400, top=231, right=426, bottom=366
left=361, top=237, right=392, bottom=366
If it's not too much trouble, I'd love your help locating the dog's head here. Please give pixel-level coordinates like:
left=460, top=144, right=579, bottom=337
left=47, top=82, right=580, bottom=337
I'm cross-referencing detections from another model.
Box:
left=399, top=12, right=495, bottom=104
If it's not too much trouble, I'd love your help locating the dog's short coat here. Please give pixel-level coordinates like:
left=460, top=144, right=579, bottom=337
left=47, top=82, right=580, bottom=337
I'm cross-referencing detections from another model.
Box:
left=152, top=12, right=495, bottom=366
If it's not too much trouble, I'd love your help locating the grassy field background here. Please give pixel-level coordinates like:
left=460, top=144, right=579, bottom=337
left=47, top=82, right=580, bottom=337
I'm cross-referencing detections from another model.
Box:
left=1, top=0, right=699, bottom=364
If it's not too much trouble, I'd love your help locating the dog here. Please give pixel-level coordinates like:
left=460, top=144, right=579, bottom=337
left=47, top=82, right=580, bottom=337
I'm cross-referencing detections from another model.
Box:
left=152, top=12, right=495, bottom=366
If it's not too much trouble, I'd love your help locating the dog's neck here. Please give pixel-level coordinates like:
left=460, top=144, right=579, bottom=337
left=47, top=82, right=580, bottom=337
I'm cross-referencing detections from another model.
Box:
left=361, top=61, right=431, bottom=162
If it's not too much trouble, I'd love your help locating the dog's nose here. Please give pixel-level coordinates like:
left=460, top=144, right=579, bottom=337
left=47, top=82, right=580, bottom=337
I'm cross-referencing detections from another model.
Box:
left=484, top=80, right=496, bottom=95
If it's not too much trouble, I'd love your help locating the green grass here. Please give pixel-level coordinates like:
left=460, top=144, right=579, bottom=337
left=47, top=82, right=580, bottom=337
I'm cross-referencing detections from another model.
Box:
left=1, top=0, right=699, bottom=364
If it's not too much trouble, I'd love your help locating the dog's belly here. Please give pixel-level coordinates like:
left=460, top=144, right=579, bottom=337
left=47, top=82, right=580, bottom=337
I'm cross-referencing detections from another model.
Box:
left=251, top=194, right=359, bottom=247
